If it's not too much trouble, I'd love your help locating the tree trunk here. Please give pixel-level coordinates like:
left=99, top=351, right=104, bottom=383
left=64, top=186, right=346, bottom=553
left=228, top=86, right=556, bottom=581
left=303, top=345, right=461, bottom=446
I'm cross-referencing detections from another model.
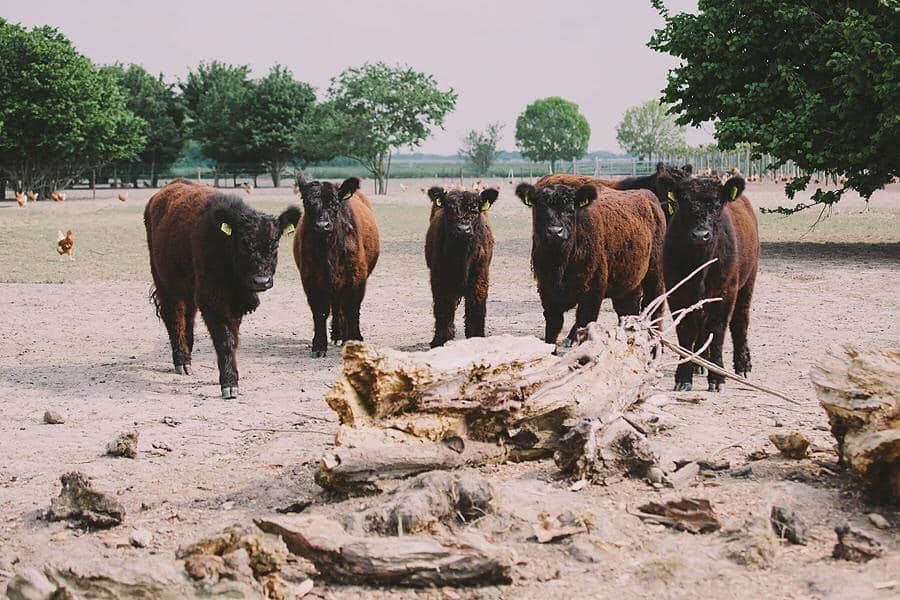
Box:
left=316, top=319, right=660, bottom=493
left=214, top=167, right=220, bottom=188
left=271, top=161, right=282, bottom=188
left=812, top=345, right=900, bottom=503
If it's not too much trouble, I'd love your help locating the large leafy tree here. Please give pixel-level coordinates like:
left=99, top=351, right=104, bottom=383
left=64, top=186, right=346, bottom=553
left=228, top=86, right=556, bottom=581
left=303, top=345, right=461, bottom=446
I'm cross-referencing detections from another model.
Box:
left=460, top=122, right=504, bottom=176
left=326, top=62, right=457, bottom=194
left=243, top=65, right=316, bottom=187
left=103, top=63, right=185, bottom=187
left=515, top=97, right=591, bottom=173
left=0, top=20, right=145, bottom=196
left=181, top=62, right=254, bottom=186
left=650, top=0, right=900, bottom=212
left=616, top=100, right=686, bottom=161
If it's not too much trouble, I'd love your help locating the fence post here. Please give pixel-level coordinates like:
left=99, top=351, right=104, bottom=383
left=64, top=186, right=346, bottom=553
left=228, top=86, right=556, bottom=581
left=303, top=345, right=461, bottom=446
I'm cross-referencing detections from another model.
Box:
left=91, top=168, right=96, bottom=200
left=572, top=158, right=577, bottom=175
left=632, top=158, right=636, bottom=176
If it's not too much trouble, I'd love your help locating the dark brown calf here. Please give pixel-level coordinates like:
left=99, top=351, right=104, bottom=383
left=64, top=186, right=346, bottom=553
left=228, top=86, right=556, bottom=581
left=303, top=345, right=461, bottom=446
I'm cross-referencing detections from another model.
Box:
left=293, top=176, right=380, bottom=357
left=515, top=181, right=666, bottom=346
left=144, top=180, right=300, bottom=399
left=424, top=186, right=498, bottom=347
left=659, top=174, right=760, bottom=391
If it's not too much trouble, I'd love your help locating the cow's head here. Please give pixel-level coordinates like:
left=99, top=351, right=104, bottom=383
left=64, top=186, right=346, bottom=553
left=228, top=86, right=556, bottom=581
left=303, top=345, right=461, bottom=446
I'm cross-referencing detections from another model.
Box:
left=296, top=175, right=359, bottom=235
left=653, top=162, right=693, bottom=218
left=214, top=201, right=301, bottom=292
left=661, top=174, right=745, bottom=246
left=516, top=182, right=597, bottom=247
left=427, top=186, right=498, bottom=238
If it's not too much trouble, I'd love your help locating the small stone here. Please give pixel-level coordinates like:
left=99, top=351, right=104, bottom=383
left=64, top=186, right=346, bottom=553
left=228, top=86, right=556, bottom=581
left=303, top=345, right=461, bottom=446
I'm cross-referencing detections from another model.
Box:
left=731, top=466, right=753, bottom=478
left=867, top=513, right=890, bottom=530
left=47, top=472, right=125, bottom=529
left=697, top=459, right=730, bottom=471
left=768, top=432, right=810, bottom=459
left=747, top=450, right=769, bottom=461
left=106, top=431, right=139, bottom=458
left=666, top=462, right=700, bottom=489
left=770, top=505, right=808, bottom=545
left=130, top=528, right=153, bottom=548
left=43, top=410, right=65, bottom=425
left=151, top=441, right=172, bottom=453
left=566, top=538, right=602, bottom=563
left=832, top=525, right=884, bottom=562
left=646, top=467, right=665, bottom=484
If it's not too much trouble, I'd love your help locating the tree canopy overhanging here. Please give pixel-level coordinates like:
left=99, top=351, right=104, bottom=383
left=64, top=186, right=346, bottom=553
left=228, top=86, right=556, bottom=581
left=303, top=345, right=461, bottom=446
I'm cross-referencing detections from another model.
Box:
left=649, top=0, right=900, bottom=212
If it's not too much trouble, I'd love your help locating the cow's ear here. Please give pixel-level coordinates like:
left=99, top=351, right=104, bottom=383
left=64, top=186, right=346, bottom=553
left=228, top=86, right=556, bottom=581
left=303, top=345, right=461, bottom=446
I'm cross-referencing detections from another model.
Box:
left=575, top=184, right=598, bottom=209
left=278, top=205, right=302, bottom=236
left=339, top=176, right=361, bottom=201
left=515, top=183, right=535, bottom=207
left=722, top=176, right=746, bottom=203
left=427, top=186, right=445, bottom=207
left=479, top=188, right=499, bottom=211
left=214, top=206, right=237, bottom=237
left=656, top=162, right=667, bottom=176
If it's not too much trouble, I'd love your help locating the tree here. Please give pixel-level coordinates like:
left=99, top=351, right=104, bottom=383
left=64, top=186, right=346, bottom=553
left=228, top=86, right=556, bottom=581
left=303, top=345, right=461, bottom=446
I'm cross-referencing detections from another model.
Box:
left=615, top=100, right=686, bottom=162
left=0, top=21, right=145, bottom=196
left=181, top=62, right=253, bottom=186
left=515, top=97, right=590, bottom=173
left=242, top=65, right=316, bottom=187
left=650, top=0, right=900, bottom=212
left=327, top=62, right=457, bottom=194
left=460, top=122, right=504, bottom=176
left=103, top=63, right=185, bottom=187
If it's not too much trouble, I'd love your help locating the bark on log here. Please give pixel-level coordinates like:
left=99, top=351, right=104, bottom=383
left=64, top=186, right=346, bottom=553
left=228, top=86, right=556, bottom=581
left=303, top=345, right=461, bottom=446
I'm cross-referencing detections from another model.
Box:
left=318, top=321, right=659, bottom=492
left=811, top=345, right=899, bottom=503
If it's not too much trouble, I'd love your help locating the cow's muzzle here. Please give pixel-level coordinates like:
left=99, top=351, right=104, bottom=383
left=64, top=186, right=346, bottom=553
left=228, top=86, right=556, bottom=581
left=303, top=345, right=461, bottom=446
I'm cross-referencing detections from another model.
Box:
left=690, top=228, right=713, bottom=245
left=314, top=220, right=333, bottom=233
left=252, top=275, right=274, bottom=291
left=544, top=226, right=568, bottom=241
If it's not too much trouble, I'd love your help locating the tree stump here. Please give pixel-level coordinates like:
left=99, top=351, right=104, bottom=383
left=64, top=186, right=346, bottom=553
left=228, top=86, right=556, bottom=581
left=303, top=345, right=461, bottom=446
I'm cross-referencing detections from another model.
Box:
left=811, top=345, right=899, bottom=503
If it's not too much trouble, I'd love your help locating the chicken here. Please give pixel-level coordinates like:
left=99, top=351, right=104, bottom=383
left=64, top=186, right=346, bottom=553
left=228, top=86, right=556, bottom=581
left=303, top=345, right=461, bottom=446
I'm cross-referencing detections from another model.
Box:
left=26, top=191, right=37, bottom=202
left=51, top=191, right=66, bottom=202
left=57, top=229, right=75, bottom=260
left=15, top=192, right=26, bottom=207
left=117, top=192, right=128, bottom=202
left=241, top=182, right=253, bottom=194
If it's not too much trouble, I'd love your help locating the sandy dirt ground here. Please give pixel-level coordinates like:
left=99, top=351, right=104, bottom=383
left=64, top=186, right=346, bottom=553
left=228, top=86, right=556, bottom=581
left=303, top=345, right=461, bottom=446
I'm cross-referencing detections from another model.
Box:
left=0, top=179, right=897, bottom=599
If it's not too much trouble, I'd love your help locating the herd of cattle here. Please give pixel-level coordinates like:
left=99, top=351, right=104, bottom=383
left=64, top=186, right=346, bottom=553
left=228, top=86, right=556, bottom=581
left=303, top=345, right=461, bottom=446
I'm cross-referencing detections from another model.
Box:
left=143, top=165, right=759, bottom=399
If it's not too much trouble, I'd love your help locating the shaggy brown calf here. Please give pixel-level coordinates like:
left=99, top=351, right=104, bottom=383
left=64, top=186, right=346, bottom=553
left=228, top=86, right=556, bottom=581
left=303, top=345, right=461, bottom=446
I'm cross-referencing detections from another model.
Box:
left=425, top=186, right=498, bottom=347
left=515, top=181, right=666, bottom=346
left=658, top=174, right=760, bottom=392
left=293, top=176, right=379, bottom=357
left=144, top=180, right=300, bottom=399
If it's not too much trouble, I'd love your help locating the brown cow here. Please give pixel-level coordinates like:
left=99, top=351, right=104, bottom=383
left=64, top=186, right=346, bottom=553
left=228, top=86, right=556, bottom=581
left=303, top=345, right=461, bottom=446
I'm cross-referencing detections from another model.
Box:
left=515, top=181, right=666, bottom=346
left=293, top=176, right=379, bottom=357
left=144, top=180, right=300, bottom=399
left=424, top=186, right=498, bottom=347
left=657, top=174, right=760, bottom=392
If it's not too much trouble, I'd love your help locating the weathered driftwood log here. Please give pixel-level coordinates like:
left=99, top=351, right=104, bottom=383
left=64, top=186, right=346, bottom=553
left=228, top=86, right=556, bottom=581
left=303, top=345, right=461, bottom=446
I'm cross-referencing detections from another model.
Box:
left=318, top=321, right=659, bottom=492
left=811, top=345, right=899, bottom=503
left=554, top=417, right=659, bottom=482
left=258, top=514, right=510, bottom=587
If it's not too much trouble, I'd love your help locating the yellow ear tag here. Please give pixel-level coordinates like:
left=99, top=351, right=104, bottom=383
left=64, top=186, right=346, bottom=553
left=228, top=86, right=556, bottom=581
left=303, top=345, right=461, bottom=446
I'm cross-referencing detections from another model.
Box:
left=220, top=223, right=232, bottom=236
left=667, top=191, right=676, bottom=202
left=435, top=197, right=443, bottom=208
left=523, top=194, right=532, bottom=207
left=666, top=202, right=674, bottom=216
left=342, top=192, right=352, bottom=200
left=283, top=224, right=295, bottom=235
left=731, top=186, right=739, bottom=200
left=481, top=200, right=491, bottom=211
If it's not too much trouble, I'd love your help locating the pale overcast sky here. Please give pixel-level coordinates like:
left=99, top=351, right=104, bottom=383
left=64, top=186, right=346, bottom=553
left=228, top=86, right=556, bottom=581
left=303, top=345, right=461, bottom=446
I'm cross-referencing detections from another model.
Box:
left=4, top=0, right=712, bottom=154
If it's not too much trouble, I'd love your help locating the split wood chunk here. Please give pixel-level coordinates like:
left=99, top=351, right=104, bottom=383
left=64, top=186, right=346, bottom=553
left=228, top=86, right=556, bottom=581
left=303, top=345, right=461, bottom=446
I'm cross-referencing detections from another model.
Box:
left=257, top=514, right=511, bottom=587
left=811, top=345, right=900, bottom=502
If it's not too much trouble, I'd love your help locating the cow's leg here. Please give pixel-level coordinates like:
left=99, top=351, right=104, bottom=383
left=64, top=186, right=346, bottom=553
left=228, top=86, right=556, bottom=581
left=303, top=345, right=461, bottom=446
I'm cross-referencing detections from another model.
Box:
left=201, top=309, right=241, bottom=399
left=730, top=276, right=756, bottom=378
left=705, top=298, right=736, bottom=392
left=330, top=298, right=345, bottom=346
left=641, top=268, right=666, bottom=322
left=431, top=283, right=459, bottom=347
left=563, top=293, right=601, bottom=347
left=463, top=274, right=488, bottom=338
left=344, top=282, right=367, bottom=342
left=181, top=301, right=198, bottom=374
left=673, top=305, right=702, bottom=392
left=543, top=304, right=565, bottom=347
left=612, top=290, right=642, bottom=318
left=309, top=295, right=330, bottom=358
left=158, top=293, right=192, bottom=375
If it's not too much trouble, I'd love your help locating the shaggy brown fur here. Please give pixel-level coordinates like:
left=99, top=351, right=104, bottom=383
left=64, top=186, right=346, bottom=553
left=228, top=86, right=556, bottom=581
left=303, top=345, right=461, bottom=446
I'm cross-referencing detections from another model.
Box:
left=293, top=176, right=380, bottom=357
left=515, top=181, right=666, bottom=346
left=659, top=174, right=760, bottom=392
left=424, top=186, right=498, bottom=347
left=144, top=180, right=300, bottom=399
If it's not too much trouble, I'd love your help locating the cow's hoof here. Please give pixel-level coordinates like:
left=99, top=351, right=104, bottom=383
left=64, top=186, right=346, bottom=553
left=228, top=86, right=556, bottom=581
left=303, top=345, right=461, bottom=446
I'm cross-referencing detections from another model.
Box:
left=693, top=364, right=706, bottom=375
left=174, top=364, right=192, bottom=375
left=221, top=386, right=238, bottom=400
left=429, top=339, right=447, bottom=348
left=332, top=339, right=344, bottom=347
left=559, top=337, right=575, bottom=349
left=673, top=382, right=692, bottom=392
left=736, top=371, right=749, bottom=379
left=311, top=349, right=327, bottom=358
left=708, top=382, right=724, bottom=392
